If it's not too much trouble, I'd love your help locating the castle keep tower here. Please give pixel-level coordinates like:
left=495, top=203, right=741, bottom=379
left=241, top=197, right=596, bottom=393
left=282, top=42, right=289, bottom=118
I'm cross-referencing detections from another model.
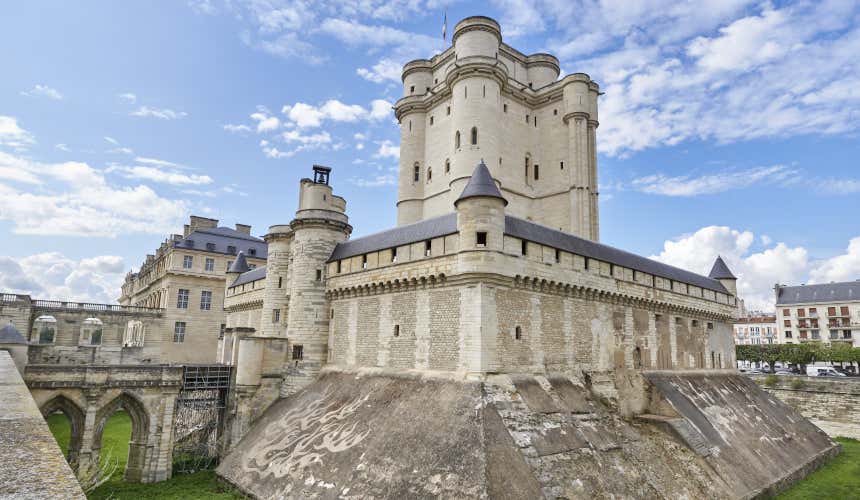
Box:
left=395, top=16, right=600, bottom=240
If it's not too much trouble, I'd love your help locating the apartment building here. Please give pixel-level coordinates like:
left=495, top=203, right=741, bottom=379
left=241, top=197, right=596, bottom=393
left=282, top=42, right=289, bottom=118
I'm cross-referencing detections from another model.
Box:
left=118, top=216, right=267, bottom=363
left=734, top=316, right=777, bottom=345
left=775, top=281, right=860, bottom=347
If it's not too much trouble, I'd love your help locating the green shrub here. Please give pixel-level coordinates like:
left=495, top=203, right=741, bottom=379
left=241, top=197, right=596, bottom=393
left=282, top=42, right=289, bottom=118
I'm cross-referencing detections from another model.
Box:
left=790, top=378, right=806, bottom=390
left=764, top=374, right=779, bottom=387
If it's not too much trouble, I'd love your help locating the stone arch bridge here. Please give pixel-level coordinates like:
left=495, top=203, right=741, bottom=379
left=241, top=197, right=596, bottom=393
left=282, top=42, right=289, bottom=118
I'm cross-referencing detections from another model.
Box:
left=24, top=363, right=231, bottom=483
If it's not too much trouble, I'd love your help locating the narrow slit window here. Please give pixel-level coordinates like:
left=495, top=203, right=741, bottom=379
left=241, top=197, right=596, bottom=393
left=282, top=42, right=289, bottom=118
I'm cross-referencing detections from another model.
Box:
left=476, top=231, right=487, bottom=247
left=394, top=325, right=400, bottom=337
left=470, top=127, right=478, bottom=145
left=424, top=240, right=432, bottom=257
left=503, top=103, right=508, bottom=113
left=427, top=167, right=432, bottom=182
left=555, top=249, right=560, bottom=263
left=455, top=131, right=461, bottom=149
left=362, top=254, right=368, bottom=269
left=515, top=326, right=522, bottom=340
left=560, top=161, right=564, bottom=170
left=316, top=269, right=322, bottom=281
left=534, top=165, right=539, bottom=180
left=391, top=247, right=397, bottom=263
left=413, top=162, right=420, bottom=182
left=521, top=240, right=527, bottom=256
left=445, top=159, right=450, bottom=173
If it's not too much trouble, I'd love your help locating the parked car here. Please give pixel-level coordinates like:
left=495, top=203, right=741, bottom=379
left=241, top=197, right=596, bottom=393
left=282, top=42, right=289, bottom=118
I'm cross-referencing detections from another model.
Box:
left=806, top=366, right=846, bottom=377
left=775, top=369, right=794, bottom=376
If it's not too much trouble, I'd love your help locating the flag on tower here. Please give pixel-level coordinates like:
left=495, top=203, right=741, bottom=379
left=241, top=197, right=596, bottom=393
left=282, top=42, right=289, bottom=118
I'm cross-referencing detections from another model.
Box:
left=442, top=10, right=447, bottom=42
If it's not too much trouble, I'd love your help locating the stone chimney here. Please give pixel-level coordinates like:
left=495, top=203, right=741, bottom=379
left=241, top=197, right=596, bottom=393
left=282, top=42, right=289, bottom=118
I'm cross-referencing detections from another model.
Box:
left=235, top=223, right=252, bottom=235
left=184, top=215, right=219, bottom=237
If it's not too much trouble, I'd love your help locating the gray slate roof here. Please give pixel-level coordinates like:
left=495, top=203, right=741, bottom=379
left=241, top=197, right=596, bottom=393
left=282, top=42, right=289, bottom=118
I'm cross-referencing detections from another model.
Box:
left=0, top=323, right=27, bottom=344
left=327, top=214, right=728, bottom=294
left=228, top=251, right=250, bottom=274
left=175, top=226, right=267, bottom=259
left=455, top=161, right=507, bottom=206
left=708, top=256, right=736, bottom=280
left=328, top=214, right=458, bottom=262
left=776, top=281, right=860, bottom=305
left=231, top=265, right=267, bottom=287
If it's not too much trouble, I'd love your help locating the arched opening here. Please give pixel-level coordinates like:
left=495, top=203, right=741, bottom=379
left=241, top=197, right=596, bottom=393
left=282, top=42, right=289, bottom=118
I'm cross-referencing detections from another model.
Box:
left=445, top=159, right=450, bottom=174
left=413, top=162, right=420, bottom=183
left=454, top=131, right=461, bottom=149
left=470, top=126, right=478, bottom=145
left=33, top=315, right=57, bottom=344
left=93, top=393, right=150, bottom=483
left=80, top=317, right=104, bottom=346
left=42, top=395, right=86, bottom=470
left=633, top=347, right=643, bottom=369
left=427, top=167, right=432, bottom=182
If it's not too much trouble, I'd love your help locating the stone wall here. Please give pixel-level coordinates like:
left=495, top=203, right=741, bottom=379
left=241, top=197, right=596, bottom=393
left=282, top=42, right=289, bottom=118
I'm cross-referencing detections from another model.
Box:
left=750, top=375, right=860, bottom=439
left=0, top=351, right=85, bottom=499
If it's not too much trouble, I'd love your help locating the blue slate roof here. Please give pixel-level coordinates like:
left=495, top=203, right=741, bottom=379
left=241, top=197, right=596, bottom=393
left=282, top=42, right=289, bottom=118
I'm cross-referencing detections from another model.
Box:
left=327, top=214, right=728, bottom=294
left=228, top=251, right=250, bottom=273
left=0, top=323, right=27, bottom=344
left=231, top=265, right=267, bottom=287
left=174, top=226, right=267, bottom=259
left=776, top=281, right=860, bottom=305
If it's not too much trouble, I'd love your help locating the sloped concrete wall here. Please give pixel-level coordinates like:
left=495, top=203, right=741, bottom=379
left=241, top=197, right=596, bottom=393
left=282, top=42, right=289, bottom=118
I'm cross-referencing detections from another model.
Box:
left=219, top=370, right=838, bottom=500
left=0, top=351, right=85, bottom=499
left=645, top=371, right=840, bottom=498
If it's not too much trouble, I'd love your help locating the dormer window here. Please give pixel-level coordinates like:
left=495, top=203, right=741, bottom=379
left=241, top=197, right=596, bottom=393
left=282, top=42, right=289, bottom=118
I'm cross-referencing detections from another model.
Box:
left=185, top=240, right=194, bottom=247
left=206, top=242, right=215, bottom=251
left=248, top=248, right=257, bottom=256
left=227, top=245, right=237, bottom=254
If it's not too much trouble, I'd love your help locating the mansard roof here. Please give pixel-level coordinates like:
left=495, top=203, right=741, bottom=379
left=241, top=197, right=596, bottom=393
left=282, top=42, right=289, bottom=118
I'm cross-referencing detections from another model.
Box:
left=328, top=214, right=728, bottom=294
left=174, top=227, right=268, bottom=259
left=455, top=161, right=507, bottom=207
left=231, top=265, right=267, bottom=287
left=228, top=251, right=250, bottom=274
left=776, top=281, right=860, bottom=305
left=708, top=256, right=736, bottom=280
left=0, top=323, right=27, bottom=344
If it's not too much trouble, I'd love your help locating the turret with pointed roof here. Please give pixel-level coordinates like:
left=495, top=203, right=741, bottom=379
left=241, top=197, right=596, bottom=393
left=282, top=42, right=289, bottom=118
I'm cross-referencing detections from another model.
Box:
left=709, top=255, right=737, bottom=297
left=455, top=161, right=507, bottom=256
left=455, top=160, right=507, bottom=207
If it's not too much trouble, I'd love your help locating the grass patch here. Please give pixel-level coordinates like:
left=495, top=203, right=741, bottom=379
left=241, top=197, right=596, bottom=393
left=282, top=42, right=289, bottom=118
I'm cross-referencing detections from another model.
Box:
left=778, top=437, right=860, bottom=500
left=47, top=410, right=242, bottom=499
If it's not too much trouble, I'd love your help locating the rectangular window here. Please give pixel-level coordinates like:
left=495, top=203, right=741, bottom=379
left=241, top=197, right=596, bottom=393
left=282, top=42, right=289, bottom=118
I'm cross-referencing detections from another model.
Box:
left=534, top=165, right=539, bottom=180
left=273, top=308, right=280, bottom=323
left=362, top=255, right=368, bottom=269
left=503, top=103, right=507, bottom=112
left=784, top=319, right=791, bottom=327
left=424, top=240, right=431, bottom=257
left=219, top=323, right=225, bottom=339
left=206, top=242, right=216, bottom=251
left=785, top=330, right=792, bottom=338
left=841, top=306, right=849, bottom=315
left=525, top=114, right=529, bottom=123
left=337, top=260, right=342, bottom=273
left=391, top=247, right=397, bottom=263
left=692, top=319, right=699, bottom=327
left=316, top=269, right=322, bottom=281
left=173, top=321, right=186, bottom=343
left=783, top=308, right=790, bottom=316
left=560, top=161, right=564, bottom=170
left=555, top=249, right=561, bottom=263
left=521, top=239, right=527, bottom=256
left=828, top=306, right=836, bottom=316
left=797, top=308, right=805, bottom=317
left=205, top=258, right=215, bottom=272
left=200, top=290, right=212, bottom=310
left=227, top=245, right=236, bottom=254
left=183, top=255, right=193, bottom=269
left=248, top=248, right=257, bottom=256
left=446, top=106, right=451, bottom=115
left=177, top=289, right=189, bottom=309
left=292, top=344, right=304, bottom=360
left=393, top=325, right=400, bottom=337
left=278, top=276, right=283, bottom=288
left=476, top=231, right=487, bottom=247
left=226, top=260, right=233, bottom=271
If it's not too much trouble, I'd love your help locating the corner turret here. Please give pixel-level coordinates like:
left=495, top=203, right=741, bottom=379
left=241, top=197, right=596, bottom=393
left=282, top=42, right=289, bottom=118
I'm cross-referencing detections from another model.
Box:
left=709, top=256, right=737, bottom=296
left=456, top=160, right=507, bottom=255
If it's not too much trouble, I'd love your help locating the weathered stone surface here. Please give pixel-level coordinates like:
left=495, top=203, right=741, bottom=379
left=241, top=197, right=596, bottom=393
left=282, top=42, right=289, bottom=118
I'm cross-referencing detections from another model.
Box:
left=0, top=351, right=85, bottom=499
left=218, top=370, right=838, bottom=499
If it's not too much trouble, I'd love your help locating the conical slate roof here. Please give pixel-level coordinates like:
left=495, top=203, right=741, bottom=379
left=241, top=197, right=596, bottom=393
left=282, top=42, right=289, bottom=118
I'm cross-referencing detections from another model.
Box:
left=0, top=323, right=27, bottom=344
left=455, top=160, right=507, bottom=206
left=708, top=256, right=736, bottom=280
left=228, top=251, right=250, bottom=273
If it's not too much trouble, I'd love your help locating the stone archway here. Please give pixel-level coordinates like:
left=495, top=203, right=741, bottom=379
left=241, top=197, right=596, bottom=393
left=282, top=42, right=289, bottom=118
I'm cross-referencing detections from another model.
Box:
left=40, top=395, right=86, bottom=469
left=93, top=392, right=151, bottom=482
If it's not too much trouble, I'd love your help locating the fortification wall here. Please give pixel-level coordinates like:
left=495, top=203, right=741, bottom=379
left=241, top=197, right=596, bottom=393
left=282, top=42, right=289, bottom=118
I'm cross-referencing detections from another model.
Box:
left=749, top=375, right=860, bottom=439
left=0, top=351, right=85, bottom=499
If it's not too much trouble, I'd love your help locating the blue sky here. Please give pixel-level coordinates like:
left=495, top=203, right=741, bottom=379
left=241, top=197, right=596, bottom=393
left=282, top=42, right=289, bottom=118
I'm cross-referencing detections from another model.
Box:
left=0, top=0, right=858, bottom=310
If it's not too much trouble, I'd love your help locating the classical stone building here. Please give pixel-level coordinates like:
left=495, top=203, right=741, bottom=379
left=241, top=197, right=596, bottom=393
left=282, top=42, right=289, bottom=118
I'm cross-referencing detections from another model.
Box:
left=733, top=315, right=778, bottom=345
left=215, top=17, right=838, bottom=499
left=118, top=215, right=266, bottom=363
left=775, top=280, right=860, bottom=346
left=396, top=17, right=599, bottom=239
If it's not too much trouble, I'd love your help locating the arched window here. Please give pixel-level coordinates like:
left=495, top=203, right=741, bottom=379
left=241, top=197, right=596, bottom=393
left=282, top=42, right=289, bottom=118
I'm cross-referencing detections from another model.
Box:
left=454, top=131, right=460, bottom=149
left=80, top=317, right=103, bottom=346
left=427, top=167, right=432, bottom=182
left=413, top=162, right=420, bottom=182
left=470, top=127, right=478, bottom=145
left=445, top=159, right=450, bottom=174
left=33, top=315, right=57, bottom=344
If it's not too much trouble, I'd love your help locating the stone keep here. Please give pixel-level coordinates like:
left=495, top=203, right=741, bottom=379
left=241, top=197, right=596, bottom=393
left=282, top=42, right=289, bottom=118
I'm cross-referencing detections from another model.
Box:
left=396, top=16, right=600, bottom=240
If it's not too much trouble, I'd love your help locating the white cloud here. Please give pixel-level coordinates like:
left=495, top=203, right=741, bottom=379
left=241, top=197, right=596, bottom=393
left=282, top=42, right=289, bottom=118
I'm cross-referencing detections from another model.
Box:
left=133, top=156, right=188, bottom=169
left=250, top=111, right=280, bottom=132
left=20, top=84, right=63, bottom=100
left=281, top=99, right=392, bottom=128
left=374, top=139, right=399, bottom=159
left=104, top=136, right=119, bottom=145
left=631, top=165, right=798, bottom=196
left=223, top=123, right=252, bottom=133
left=118, top=92, right=137, bottom=104
left=0, top=116, right=36, bottom=150
left=320, top=18, right=436, bottom=47
left=130, top=106, right=188, bottom=120
left=687, top=8, right=789, bottom=73
left=809, top=237, right=860, bottom=284
left=349, top=174, right=397, bottom=187
left=0, top=252, right=127, bottom=303
left=250, top=32, right=327, bottom=65
left=282, top=129, right=332, bottom=145
left=369, top=99, right=392, bottom=121
left=55, top=143, right=70, bottom=152
left=0, top=150, right=190, bottom=237
left=106, top=165, right=213, bottom=185
left=357, top=58, right=403, bottom=84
